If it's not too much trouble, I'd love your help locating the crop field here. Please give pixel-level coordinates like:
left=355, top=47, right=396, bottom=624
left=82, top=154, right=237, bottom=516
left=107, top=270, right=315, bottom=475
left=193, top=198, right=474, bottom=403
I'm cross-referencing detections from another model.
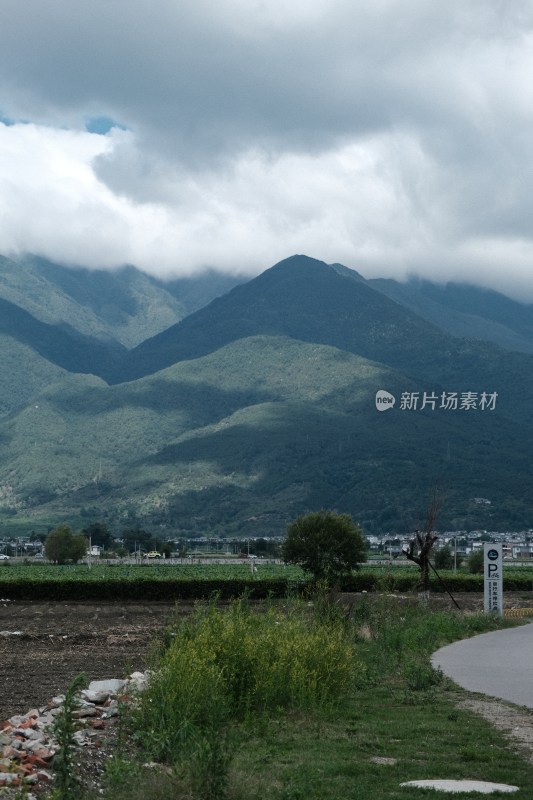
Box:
left=0, top=562, right=309, bottom=601
left=0, top=562, right=305, bottom=583
left=1, top=561, right=532, bottom=583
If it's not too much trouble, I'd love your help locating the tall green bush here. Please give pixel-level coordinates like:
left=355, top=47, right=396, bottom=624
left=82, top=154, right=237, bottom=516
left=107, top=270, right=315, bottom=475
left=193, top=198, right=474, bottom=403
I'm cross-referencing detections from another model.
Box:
left=52, top=673, right=87, bottom=800
left=467, top=549, right=484, bottom=574
left=138, top=599, right=357, bottom=764
left=45, top=525, right=87, bottom=564
left=282, top=510, right=366, bottom=584
left=434, top=544, right=455, bottom=570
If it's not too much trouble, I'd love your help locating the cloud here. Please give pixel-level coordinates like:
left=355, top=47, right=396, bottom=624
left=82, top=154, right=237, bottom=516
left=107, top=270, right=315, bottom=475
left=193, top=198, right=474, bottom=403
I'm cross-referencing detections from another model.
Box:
left=1, top=1, right=533, bottom=297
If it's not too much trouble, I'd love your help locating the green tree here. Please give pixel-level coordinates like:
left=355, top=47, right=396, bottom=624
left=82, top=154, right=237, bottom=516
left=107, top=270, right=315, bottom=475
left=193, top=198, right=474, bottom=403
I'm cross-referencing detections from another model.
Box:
left=433, top=544, right=454, bottom=570
left=120, top=527, right=153, bottom=554
left=249, top=537, right=281, bottom=557
left=45, top=525, right=88, bottom=564
left=467, top=548, right=484, bottom=574
left=81, top=521, right=113, bottom=550
left=282, top=510, right=366, bottom=584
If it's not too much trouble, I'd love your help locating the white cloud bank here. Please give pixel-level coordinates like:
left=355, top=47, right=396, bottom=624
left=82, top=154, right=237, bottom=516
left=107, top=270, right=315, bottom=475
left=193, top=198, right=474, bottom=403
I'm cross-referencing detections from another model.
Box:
left=1, top=0, right=533, bottom=297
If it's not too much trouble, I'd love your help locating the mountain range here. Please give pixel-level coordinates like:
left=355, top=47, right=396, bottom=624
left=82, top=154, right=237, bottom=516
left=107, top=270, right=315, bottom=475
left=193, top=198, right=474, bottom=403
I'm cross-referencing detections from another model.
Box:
left=1, top=252, right=533, bottom=537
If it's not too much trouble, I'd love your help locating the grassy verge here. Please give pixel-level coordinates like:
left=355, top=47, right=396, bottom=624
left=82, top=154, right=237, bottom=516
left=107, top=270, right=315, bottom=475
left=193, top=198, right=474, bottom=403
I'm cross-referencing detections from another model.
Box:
left=82, top=596, right=533, bottom=800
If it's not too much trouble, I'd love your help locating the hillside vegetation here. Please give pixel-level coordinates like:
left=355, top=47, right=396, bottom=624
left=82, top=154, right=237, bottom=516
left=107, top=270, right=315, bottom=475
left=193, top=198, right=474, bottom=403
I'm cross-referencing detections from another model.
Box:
left=0, top=254, right=242, bottom=347
left=1, top=254, right=533, bottom=535
left=1, top=334, right=532, bottom=534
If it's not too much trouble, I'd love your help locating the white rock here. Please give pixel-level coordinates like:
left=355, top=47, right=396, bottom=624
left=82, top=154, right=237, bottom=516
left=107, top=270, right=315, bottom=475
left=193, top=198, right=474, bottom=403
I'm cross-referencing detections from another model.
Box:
left=9, top=738, right=22, bottom=750
left=23, top=740, right=51, bottom=754
left=73, top=707, right=98, bottom=718
left=401, top=780, right=519, bottom=794
left=76, top=698, right=97, bottom=708
left=25, top=729, right=45, bottom=741
left=49, top=696, right=65, bottom=708
left=125, top=672, right=149, bottom=691
left=81, top=690, right=110, bottom=704
left=39, top=711, right=56, bottom=725
left=12, top=727, right=31, bottom=739
left=87, top=679, right=124, bottom=694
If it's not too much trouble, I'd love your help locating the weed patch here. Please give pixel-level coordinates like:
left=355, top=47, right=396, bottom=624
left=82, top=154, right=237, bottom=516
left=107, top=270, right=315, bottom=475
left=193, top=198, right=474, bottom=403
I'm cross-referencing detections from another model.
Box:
left=85, top=597, right=533, bottom=800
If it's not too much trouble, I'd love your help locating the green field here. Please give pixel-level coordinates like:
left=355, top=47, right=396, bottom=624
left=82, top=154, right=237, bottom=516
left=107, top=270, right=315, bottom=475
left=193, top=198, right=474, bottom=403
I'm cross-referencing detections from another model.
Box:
left=0, top=562, right=304, bottom=582
left=1, top=562, right=532, bottom=601
left=0, top=562, right=307, bottom=601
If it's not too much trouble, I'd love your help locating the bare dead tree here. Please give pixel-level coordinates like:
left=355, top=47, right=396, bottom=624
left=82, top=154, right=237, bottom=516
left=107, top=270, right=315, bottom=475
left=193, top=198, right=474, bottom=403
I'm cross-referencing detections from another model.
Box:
left=403, top=486, right=443, bottom=599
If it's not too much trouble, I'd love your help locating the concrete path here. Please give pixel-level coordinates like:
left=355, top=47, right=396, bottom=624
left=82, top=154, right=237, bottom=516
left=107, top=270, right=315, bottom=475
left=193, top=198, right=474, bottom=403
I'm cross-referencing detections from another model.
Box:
left=432, top=622, right=533, bottom=709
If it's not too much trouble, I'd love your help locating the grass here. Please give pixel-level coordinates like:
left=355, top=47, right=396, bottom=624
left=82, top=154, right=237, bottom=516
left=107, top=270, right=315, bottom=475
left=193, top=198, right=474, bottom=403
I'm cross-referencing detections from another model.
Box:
left=76, top=594, right=533, bottom=800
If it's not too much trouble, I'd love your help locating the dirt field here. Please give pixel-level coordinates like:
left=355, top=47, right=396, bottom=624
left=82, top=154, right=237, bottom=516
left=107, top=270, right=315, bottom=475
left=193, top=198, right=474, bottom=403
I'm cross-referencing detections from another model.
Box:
left=1, top=592, right=533, bottom=723
left=0, top=600, right=183, bottom=722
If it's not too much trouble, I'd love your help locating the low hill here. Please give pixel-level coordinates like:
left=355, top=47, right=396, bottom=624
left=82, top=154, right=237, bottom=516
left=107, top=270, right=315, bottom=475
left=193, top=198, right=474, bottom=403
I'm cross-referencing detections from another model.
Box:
left=0, top=334, right=67, bottom=417
left=1, top=335, right=531, bottom=534
left=117, top=255, right=449, bottom=381
left=0, top=297, right=124, bottom=381
left=114, top=256, right=533, bottom=431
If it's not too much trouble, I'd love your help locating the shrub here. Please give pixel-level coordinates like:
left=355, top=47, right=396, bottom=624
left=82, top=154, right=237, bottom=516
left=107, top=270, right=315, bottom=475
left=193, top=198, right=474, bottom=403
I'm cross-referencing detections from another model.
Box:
left=282, top=510, right=366, bottom=585
left=467, top=549, right=484, bottom=574
left=138, top=599, right=357, bottom=763
left=45, top=525, right=87, bottom=564
left=52, top=673, right=87, bottom=799
left=434, top=545, right=455, bottom=570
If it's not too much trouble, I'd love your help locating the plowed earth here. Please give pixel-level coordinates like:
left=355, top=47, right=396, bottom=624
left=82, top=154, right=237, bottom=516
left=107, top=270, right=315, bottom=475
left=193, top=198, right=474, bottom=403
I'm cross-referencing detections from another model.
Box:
left=0, top=601, right=183, bottom=722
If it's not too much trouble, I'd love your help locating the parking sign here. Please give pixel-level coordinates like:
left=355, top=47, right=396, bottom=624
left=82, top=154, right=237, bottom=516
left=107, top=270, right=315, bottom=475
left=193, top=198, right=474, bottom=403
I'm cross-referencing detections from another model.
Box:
left=483, top=543, right=503, bottom=616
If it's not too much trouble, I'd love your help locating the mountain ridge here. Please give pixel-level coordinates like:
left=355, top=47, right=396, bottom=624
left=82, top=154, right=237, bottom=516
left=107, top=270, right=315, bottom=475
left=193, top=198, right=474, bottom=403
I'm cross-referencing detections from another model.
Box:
left=1, top=252, right=533, bottom=535
left=371, top=276, right=533, bottom=354
left=116, top=255, right=446, bottom=382
left=0, top=254, right=243, bottom=347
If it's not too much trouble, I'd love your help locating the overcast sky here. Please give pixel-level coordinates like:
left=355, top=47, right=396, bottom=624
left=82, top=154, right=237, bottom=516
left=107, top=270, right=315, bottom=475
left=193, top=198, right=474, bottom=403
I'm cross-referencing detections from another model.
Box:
left=1, top=0, right=532, bottom=297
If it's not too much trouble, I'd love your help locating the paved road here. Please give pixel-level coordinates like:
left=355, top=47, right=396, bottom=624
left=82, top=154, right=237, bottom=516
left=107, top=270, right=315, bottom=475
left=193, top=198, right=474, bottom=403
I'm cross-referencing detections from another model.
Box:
left=432, top=622, right=533, bottom=709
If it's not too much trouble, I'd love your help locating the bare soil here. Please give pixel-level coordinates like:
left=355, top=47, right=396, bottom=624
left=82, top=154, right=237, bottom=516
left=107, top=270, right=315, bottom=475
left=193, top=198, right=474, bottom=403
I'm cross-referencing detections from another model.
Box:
left=457, top=696, right=533, bottom=766
left=0, top=600, right=184, bottom=722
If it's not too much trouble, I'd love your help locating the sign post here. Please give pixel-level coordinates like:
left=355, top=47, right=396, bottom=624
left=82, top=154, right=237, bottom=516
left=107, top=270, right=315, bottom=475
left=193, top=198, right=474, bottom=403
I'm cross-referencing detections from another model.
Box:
left=483, top=543, right=503, bottom=616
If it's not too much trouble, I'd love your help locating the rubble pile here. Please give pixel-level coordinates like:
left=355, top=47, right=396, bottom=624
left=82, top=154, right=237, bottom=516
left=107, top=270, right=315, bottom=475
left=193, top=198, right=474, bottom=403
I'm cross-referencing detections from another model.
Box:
left=0, top=672, right=149, bottom=796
